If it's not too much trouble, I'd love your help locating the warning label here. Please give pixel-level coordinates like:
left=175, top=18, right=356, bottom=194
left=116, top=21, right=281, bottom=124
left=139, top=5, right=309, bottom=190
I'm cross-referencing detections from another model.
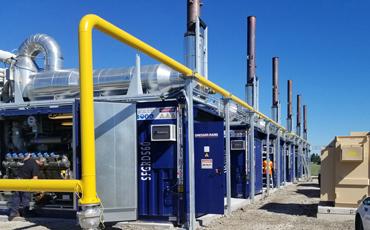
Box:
left=201, top=159, right=213, bottom=169
left=137, top=107, right=176, bottom=120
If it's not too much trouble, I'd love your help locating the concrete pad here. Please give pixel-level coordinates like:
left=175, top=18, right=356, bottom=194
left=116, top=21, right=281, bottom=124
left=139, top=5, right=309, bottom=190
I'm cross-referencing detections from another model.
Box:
left=197, top=214, right=223, bottom=227
left=317, top=213, right=355, bottom=222
left=115, top=221, right=177, bottom=230
left=253, top=193, right=264, bottom=202
left=224, top=198, right=250, bottom=212
left=198, top=185, right=293, bottom=227
left=0, top=215, right=9, bottom=222
left=197, top=197, right=251, bottom=227
left=317, top=205, right=356, bottom=222
left=318, top=205, right=357, bottom=215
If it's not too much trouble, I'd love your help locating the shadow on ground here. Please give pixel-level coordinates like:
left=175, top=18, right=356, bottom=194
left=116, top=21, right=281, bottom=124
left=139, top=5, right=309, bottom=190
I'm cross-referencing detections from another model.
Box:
left=296, top=188, right=320, bottom=198
left=259, top=203, right=318, bottom=217
left=0, top=207, right=82, bottom=230
left=297, top=183, right=319, bottom=188
left=12, top=218, right=80, bottom=230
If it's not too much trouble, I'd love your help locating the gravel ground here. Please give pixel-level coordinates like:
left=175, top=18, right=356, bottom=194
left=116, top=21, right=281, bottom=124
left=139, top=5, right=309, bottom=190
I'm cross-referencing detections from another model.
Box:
left=0, top=180, right=354, bottom=230
left=0, top=218, right=80, bottom=230
left=205, top=180, right=354, bottom=230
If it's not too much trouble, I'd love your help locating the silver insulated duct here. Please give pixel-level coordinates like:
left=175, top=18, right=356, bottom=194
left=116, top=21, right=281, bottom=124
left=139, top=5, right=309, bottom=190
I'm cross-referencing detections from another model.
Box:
left=18, top=34, right=63, bottom=71
left=15, top=34, right=63, bottom=96
left=12, top=34, right=183, bottom=100
left=26, top=64, right=183, bottom=100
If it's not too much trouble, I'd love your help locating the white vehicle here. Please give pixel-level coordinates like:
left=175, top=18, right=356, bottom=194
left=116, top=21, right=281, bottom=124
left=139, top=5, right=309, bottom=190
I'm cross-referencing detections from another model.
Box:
left=356, top=197, right=370, bottom=230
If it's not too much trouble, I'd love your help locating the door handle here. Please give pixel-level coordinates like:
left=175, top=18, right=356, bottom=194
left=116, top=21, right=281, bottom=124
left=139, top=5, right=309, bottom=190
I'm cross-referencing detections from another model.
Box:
left=215, top=168, right=222, bottom=175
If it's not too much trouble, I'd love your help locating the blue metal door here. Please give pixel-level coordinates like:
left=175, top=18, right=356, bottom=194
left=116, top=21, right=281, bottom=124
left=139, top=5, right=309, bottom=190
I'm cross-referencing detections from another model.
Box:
left=230, top=127, right=248, bottom=198
left=231, top=150, right=247, bottom=198
left=193, top=107, right=224, bottom=216
left=295, top=152, right=299, bottom=178
left=280, top=143, right=284, bottom=183
left=286, top=147, right=291, bottom=182
left=254, top=138, right=263, bottom=194
left=290, top=146, right=294, bottom=182
left=137, top=102, right=178, bottom=219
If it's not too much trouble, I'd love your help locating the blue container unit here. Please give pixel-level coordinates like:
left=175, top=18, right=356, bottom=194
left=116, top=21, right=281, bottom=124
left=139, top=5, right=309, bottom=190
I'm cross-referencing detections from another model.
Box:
left=289, top=145, right=295, bottom=182
left=230, top=125, right=249, bottom=199
left=280, top=142, right=284, bottom=184
left=285, top=145, right=290, bottom=182
left=137, top=101, right=224, bottom=225
left=271, top=138, right=282, bottom=188
left=295, top=147, right=301, bottom=179
left=137, top=101, right=178, bottom=220
left=254, top=131, right=264, bottom=195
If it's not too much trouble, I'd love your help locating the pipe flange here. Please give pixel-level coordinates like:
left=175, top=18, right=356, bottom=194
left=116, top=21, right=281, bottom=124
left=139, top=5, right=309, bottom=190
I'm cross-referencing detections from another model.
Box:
left=77, top=204, right=103, bottom=230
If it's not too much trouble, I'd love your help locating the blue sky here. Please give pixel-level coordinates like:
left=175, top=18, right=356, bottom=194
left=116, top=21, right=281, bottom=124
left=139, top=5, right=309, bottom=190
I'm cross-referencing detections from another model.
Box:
left=1, top=0, right=370, bottom=151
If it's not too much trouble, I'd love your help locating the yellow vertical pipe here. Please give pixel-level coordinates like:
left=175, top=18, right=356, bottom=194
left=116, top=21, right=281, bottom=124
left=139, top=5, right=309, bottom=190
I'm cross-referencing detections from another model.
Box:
left=78, top=16, right=100, bottom=205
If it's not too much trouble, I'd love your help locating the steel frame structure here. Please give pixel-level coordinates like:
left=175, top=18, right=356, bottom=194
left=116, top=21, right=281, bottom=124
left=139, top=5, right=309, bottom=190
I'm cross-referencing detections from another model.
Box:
left=0, top=14, right=311, bottom=229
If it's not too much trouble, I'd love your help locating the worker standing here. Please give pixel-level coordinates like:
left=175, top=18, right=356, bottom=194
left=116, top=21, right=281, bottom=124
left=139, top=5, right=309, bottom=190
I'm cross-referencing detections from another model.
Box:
left=269, top=160, right=273, bottom=176
left=263, top=159, right=274, bottom=188
left=263, top=160, right=273, bottom=175
left=9, top=152, right=40, bottom=220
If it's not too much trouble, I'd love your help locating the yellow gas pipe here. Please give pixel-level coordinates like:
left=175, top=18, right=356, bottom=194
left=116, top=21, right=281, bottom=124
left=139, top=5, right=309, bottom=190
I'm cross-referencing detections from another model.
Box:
left=0, top=14, right=306, bottom=207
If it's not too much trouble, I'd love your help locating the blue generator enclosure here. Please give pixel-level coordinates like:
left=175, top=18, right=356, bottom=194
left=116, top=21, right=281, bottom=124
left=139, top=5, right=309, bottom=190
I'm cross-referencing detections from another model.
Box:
left=295, top=150, right=300, bottom=178
left=288, top=146, right=294, bottom=182
left=285, top=145, right=290, bottom=182
left=280, top=143, right=284, bottom=183
left=137, top=101, right=178, bottom=220
left=254, top=131, right=264, bottom=194
left=230, top=126, right=249, bottom=198
left=137, top=101, right=225, bottom=224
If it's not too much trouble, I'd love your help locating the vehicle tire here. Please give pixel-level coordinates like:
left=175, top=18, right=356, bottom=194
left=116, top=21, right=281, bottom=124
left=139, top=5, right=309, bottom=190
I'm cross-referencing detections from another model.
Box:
left=356, top=214, right=364, bottom=230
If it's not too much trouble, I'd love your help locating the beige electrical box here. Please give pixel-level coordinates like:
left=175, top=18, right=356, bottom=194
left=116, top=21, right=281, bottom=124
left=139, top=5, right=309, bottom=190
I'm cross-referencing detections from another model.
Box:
left=340, top=145, right=363, bottom=162
left=320, top=132, right=370, bottom=208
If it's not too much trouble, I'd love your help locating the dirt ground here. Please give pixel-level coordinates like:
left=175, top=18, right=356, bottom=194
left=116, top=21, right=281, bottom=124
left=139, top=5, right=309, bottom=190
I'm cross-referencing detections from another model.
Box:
left=205, top=180, right=354, bottom=230
left=0, top=219, right=79, bottom=230
left=0, top=180, right=354, bottom=230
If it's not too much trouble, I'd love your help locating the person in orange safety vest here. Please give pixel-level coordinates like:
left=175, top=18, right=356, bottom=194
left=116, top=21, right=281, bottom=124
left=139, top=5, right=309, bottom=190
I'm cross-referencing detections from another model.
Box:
left=263, top=160, right=273, bottom=175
